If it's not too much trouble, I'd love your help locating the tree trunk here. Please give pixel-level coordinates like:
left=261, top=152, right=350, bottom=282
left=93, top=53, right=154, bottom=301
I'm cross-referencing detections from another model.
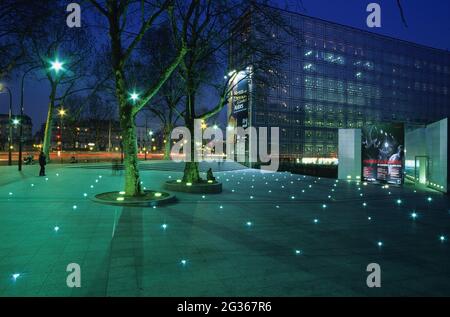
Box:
left=164, top=137, right=171, bottom=160
left=114, top=64, right=142, bottom=196
left=42, top=85, right=56, bottom=160
left=110, top=26, right=142, bottom=196
left=163, top=124, right=172, bottom=160
left=182, top=118, right=201, bottom=183
left=183, top=161, right=201, bottom=183
left=120, top=108, right=143, bottom=196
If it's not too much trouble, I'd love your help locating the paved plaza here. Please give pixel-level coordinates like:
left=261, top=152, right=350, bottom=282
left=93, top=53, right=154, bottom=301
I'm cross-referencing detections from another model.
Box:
left=0, top=161, right=449, bottom=296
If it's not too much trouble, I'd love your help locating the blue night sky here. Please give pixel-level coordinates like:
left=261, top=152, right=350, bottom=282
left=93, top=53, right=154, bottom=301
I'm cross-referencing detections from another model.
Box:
left=2, top=0, right=450, bottom=133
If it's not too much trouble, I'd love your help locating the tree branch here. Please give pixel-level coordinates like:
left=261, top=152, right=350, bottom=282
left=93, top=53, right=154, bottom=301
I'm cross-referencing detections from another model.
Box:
left=396, top=0, right=408, bottom=27
left=86, top=0, right=108, bottom=17
left=122, top=1, right=170, bottom=63
left=132, top=44, right=187, bottom=116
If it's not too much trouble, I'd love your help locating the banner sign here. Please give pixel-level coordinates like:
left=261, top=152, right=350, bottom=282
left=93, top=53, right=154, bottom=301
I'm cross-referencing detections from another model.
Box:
left=228, top=71, right=249, bottom=128
left=362, top=123, right=404, bottom=185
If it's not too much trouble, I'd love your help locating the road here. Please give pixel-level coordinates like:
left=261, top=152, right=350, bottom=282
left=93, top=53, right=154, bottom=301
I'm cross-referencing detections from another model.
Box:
left=0, top=151, right=164, bottom=165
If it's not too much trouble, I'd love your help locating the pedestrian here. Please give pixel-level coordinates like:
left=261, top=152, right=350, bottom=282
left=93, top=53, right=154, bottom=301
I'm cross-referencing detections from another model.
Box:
left=39, top=151, right=47, bottom=176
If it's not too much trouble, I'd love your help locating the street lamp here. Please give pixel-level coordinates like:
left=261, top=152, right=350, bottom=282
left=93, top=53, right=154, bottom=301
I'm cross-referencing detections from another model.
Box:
left=58, top=108, right=66, bottom=153
left=144, top=114, right=148, bottom=161
left=129, top=91, right=140, bottom=103
left=50, top=59, right=64, bottom=73
left=0, top=83, right=13, bottom=166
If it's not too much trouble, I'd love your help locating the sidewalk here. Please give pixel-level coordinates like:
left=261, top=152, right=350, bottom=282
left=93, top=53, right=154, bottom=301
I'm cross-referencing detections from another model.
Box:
left=0, top=161, right=449, bottom=296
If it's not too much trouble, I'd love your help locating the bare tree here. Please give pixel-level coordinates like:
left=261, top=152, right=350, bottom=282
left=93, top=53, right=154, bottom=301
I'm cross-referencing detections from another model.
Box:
left=168, top=0, right=286, bottom=183
left=84, top=0, right=195, bottom=196
left=139, top=24, right=185, bottom=160
left=144, top=91, right=184, bottom=160
left=22, top=4, right=96, bottom=158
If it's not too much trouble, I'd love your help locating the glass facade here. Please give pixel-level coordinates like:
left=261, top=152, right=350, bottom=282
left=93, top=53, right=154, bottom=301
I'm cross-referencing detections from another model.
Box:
left=233, top=6, right=450, bottom=161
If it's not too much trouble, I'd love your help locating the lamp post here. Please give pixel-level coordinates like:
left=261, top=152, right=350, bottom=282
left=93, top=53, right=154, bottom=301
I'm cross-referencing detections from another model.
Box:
left=148, top=130, right=154, bottom=160
left=151, top=136, right=155, bottom=153
left=18, top=66, right=40, bottom=171
left=40, top=57, right=66, bottom=161
left=120, top=136, right=124, bottom=164
left=51, top=59, right=65, bottom=156
left=0, top=84, right=13, bottom=166
left=58, top=108, right=66, bottom=154
left=144, top=115, right=148, bottom=161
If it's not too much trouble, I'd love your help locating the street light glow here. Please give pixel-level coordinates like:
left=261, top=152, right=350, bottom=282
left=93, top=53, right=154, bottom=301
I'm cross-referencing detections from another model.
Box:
left=129, top=91, right=140, bottom=102
left=12, top=118, right=20, bottom=125
left=58, top=109, right=66, bottom=117
left=50, top=59, right=64, bottom=73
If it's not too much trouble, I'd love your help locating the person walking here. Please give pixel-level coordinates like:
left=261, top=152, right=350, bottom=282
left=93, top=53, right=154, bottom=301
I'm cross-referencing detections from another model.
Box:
left=39, top=151, right=47, bottom=176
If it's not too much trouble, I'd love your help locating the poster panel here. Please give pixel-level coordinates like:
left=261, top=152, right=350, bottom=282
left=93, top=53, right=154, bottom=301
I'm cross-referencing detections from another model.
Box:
left=362, top=123, right=405, bottom=184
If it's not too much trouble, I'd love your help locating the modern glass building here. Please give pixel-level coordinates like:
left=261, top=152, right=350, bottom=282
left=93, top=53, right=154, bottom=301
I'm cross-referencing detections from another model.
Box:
left=228, top=5, right=450, bottom=163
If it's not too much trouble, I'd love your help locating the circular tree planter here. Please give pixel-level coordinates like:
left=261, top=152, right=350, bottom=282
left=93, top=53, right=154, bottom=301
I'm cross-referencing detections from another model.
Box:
left=92, top=190, right=176, bottom=207
left=164, top=180, right=222, bottom=194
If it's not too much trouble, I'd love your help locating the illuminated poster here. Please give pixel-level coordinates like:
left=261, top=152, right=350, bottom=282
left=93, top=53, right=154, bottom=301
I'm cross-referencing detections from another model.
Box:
left=228, top=71, right=249, bottom=128
left=362, top=123, right=405, bottom=185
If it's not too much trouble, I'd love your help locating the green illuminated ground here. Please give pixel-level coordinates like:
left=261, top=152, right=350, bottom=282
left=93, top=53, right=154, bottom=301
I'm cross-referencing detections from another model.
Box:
left=0, top=161, right=449, bottom=296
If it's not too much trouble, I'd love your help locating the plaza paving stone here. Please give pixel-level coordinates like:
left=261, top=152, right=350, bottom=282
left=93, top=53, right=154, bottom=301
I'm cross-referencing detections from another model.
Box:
left=0, top=160, right=449, bottom=296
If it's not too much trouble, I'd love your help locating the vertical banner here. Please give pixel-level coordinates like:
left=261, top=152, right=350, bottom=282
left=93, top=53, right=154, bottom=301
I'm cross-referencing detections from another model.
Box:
left=228, top=71, right=249, bottom=129
left=362, top=123, right=405, bottom=185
